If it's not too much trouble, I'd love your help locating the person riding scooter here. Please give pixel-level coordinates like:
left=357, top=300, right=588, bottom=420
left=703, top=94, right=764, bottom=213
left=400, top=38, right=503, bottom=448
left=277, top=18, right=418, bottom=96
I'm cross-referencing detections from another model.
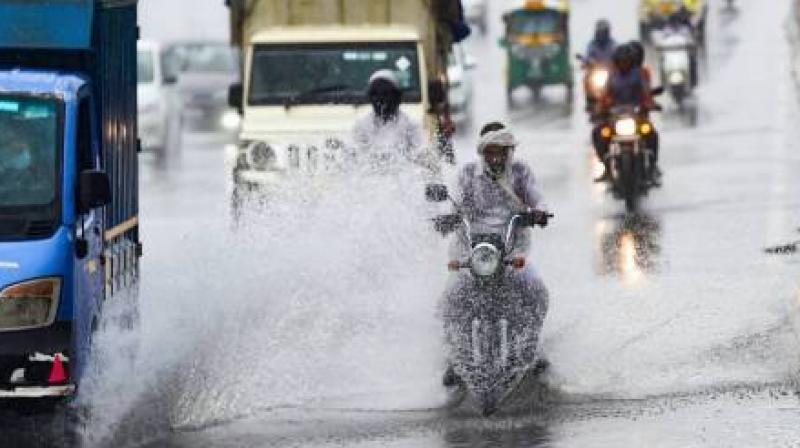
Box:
left=352, top=70, right=438, bottom=173
left=441, top=124, right=550, bottom=388
left=582, top=19, right=617, bottom=113
left=593, top=44, right=661, bottom=183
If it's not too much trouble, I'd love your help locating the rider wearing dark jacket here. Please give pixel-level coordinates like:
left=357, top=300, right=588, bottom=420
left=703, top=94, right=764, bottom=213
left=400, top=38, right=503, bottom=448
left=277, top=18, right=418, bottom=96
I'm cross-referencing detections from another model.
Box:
left=592, top=44, right=661, bottom=182
left=585, top=19, right=617, bottom=64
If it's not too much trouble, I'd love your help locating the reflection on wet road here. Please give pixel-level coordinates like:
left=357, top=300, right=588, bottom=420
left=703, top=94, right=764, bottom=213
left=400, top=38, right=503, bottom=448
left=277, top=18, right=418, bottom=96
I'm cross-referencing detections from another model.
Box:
left=595, top=212, right=661, bottom=285
left=2, top=0, right=797, bottom=446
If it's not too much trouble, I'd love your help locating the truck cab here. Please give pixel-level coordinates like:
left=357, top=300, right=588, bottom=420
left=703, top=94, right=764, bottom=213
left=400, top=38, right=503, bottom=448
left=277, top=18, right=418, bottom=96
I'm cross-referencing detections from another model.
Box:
left=229, top=26, right=430, bottom=186
left=224, top=0, right=457, bottom=197
left=0, top=0, right=139, bottom=399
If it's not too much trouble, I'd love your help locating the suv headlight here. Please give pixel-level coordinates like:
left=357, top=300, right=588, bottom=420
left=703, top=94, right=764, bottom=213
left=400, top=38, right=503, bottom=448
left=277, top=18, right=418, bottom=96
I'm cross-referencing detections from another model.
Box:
left=615, top=117, right=638, bottom=137
left=0, top=277, right=61, bottom=331
left=246, top=142, right=277, bottom=171
left=471, top=243, right=502, bottom=277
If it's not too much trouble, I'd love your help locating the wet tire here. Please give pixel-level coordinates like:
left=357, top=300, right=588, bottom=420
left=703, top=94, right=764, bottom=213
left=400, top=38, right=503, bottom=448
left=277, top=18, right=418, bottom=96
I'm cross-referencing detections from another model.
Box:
left=618, top=152, right=639, bottom=211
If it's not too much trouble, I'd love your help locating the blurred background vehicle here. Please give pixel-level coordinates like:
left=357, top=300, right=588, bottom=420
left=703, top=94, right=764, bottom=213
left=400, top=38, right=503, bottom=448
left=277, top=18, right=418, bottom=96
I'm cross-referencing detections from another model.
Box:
left=163, top=41, right=241, bottom=133
left=137, top=40, right=180, bottom=154
left=463, top=0, right=488, bottom=34
left=448, top=43, right=477, bottom=126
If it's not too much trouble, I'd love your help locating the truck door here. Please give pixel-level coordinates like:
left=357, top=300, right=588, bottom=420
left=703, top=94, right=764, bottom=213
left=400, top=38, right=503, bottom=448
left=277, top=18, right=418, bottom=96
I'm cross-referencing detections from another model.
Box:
left=73, top=92, right=105, bottom=364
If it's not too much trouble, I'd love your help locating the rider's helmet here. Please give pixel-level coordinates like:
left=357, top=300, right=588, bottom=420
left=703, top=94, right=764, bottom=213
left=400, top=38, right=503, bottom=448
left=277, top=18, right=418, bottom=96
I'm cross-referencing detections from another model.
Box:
left=628, top=40, right=646, bottom=67
left=612, top=44, right=636, bottom=74
left=478, top=126, right=517, bottom=180
left=367, top=69, right=402, bottom=122
left=594, top=19, right=612, bottom=43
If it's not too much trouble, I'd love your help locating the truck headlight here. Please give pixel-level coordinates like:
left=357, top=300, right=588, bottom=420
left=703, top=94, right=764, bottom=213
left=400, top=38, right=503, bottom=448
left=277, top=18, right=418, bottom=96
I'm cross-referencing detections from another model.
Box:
left=615, top=117, right=638, bottom=137
left=0, top=278, right=60, bottom=331
left=471, top=243, right=502, bottom=277
left=247, top=142, right=277, bottom=171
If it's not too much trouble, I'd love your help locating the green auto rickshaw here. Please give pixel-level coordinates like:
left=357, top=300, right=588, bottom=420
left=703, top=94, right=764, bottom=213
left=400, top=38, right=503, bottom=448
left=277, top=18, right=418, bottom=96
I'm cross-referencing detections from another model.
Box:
left=500, top=0, right=573, bottom=105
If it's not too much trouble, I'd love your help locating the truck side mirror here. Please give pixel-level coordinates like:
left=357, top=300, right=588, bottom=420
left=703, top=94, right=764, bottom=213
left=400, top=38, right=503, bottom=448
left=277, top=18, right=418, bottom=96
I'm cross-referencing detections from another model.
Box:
left=428, top=80, right=446, bottom=109
left=79, top=170, right=111, bottom=212
left=228, top=82, right=243, bottom=114
left=425, top=183, right=449, bottom=202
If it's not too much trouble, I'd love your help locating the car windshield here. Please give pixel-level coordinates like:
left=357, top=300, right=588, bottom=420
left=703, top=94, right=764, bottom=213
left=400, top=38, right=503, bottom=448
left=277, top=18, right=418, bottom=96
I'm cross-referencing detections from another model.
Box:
left=164, top=43, right=238, bottom=75
left=508, top=10, right=562, bottom=35
left=0, top=95, right=60, bottom=239
left=138, top=49, right=155, bottom=84
left=248, top=42, right=422, bottom=106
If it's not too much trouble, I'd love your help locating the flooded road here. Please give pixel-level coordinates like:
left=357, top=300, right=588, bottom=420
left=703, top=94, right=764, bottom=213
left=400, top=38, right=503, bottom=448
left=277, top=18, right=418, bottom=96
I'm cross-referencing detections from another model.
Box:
left=3, top=0, right=800, bottom=446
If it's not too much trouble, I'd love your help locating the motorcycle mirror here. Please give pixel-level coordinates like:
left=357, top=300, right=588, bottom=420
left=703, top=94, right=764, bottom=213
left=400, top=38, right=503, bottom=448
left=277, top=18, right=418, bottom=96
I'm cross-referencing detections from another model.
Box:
left=575, top=53, right=586, bottom=62
left=425, top=184, right=449, bottom=202
left=651, top=86, right=665, bottom=96
left=434, top=214, right=462, bottom=235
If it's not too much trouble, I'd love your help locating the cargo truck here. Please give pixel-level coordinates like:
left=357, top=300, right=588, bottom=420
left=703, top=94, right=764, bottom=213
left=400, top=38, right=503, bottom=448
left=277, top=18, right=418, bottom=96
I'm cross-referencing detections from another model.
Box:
left=0, top=0, right=140, bottom=400
left=224, top=0, right=460, bottom=199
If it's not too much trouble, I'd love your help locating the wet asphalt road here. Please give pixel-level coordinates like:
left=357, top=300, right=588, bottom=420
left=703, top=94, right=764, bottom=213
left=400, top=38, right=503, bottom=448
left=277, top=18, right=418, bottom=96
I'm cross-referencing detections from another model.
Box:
left=4, top=0, right=800, bottom=446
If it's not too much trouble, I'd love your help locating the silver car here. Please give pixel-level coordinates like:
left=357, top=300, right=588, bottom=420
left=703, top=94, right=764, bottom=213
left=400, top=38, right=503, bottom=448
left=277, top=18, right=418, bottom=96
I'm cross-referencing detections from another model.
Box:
left=163, top=41, right=240, bottom=132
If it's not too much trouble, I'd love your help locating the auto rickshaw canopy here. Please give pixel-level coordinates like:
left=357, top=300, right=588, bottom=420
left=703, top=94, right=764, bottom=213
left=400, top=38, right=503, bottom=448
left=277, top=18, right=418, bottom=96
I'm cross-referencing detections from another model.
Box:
left=515, top=0, right=569, bottom=14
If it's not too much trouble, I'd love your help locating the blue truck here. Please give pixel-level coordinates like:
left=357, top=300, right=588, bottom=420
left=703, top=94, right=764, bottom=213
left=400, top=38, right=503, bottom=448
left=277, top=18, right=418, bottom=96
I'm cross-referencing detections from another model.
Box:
left=0, top=0, right=140, bottom=399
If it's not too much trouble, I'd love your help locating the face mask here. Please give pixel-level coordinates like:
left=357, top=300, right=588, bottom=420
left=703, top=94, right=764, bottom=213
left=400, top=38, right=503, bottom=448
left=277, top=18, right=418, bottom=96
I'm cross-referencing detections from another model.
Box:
left=6, top=150, right=31, bottom=171
left=370, top=90, right=401, bottom=122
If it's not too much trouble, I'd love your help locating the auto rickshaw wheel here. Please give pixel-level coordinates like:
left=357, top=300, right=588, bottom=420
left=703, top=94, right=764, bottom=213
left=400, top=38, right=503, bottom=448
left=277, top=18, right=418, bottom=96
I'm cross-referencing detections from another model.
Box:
left=531, top=85, right=543, bottom=103
left=506, top=85, right=515, bottom=108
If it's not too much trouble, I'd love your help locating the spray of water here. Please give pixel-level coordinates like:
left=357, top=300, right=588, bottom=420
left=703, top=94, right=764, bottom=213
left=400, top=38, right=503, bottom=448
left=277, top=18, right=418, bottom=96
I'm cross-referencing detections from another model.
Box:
left=79, top=164, right=455, bottom=445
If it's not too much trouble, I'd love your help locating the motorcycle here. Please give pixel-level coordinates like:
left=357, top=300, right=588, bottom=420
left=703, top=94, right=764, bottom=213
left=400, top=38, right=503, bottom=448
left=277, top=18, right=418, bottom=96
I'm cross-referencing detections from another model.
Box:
left=425, top=184, right=552, bottom=416
left=597, top=105, right=660, bottom=211
left=576, top=54, right=612, bottom=119
left=653, top=27, right=696, bottom=109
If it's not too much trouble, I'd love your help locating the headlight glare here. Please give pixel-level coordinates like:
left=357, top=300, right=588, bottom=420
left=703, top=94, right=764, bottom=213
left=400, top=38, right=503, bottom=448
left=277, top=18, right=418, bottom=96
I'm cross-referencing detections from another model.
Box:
left=590, top=69, right=610, bottom=90
left=471, top=243, right=502, bottom=277
left=668, top=71, right=686, bottom=85
left=221, top=110, right=241, bottom=130
left=0, top=277, right=60, bottom=331
left=615, top=118, right=638, bottom=137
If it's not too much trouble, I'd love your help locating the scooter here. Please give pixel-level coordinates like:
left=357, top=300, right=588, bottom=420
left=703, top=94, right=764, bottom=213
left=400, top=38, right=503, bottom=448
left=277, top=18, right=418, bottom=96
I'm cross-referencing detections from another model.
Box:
left=425, top=184, right=552, bottom=415
left=576, top=54, right=611, bottom=120
left=654, top=27, right=697, bottom=109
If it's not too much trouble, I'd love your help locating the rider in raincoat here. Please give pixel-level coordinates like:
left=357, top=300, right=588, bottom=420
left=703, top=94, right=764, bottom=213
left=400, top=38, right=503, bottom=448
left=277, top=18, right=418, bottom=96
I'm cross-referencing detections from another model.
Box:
left=441, top=124, right=550, bottom=386
left=352, top=70, right=439, bottom=174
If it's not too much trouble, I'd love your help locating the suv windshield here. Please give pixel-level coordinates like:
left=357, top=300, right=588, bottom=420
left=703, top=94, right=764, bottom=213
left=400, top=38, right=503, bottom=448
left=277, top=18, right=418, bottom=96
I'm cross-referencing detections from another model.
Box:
left=248, top=42, right=421, bottom=106
left=0, top=95, right=61, bottom=239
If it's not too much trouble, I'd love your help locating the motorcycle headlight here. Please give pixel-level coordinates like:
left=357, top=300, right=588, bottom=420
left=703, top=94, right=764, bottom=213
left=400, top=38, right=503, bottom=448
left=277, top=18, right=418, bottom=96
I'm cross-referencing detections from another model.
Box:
left=471, top=243, right=502, bottom=277
left=615, top=117, right=638, bottom=137
left=668, top=71, right=686, bottom=85
left=0, top=278, right=60, bottom=331
left=590, top=70, right=610, bottom=90
left=247, top=142, right=277, bottom=171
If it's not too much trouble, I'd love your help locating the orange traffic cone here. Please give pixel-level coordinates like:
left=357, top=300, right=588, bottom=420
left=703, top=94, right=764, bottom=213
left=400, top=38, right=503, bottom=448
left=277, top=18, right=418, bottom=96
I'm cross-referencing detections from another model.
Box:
left=48, top=354, right=67, bottom=384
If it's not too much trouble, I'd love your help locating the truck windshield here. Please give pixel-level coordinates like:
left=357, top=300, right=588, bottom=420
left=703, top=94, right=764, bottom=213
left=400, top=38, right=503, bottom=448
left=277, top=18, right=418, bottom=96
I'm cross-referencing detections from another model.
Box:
left=249, top=42, right=421, bottom=106
left=0, top=95, right=61, bottom=239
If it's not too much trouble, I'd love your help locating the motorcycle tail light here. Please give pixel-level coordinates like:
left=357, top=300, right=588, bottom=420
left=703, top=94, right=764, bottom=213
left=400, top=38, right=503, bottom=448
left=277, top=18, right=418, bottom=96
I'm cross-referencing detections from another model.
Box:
left=640, top=123, right=653, bottom=135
